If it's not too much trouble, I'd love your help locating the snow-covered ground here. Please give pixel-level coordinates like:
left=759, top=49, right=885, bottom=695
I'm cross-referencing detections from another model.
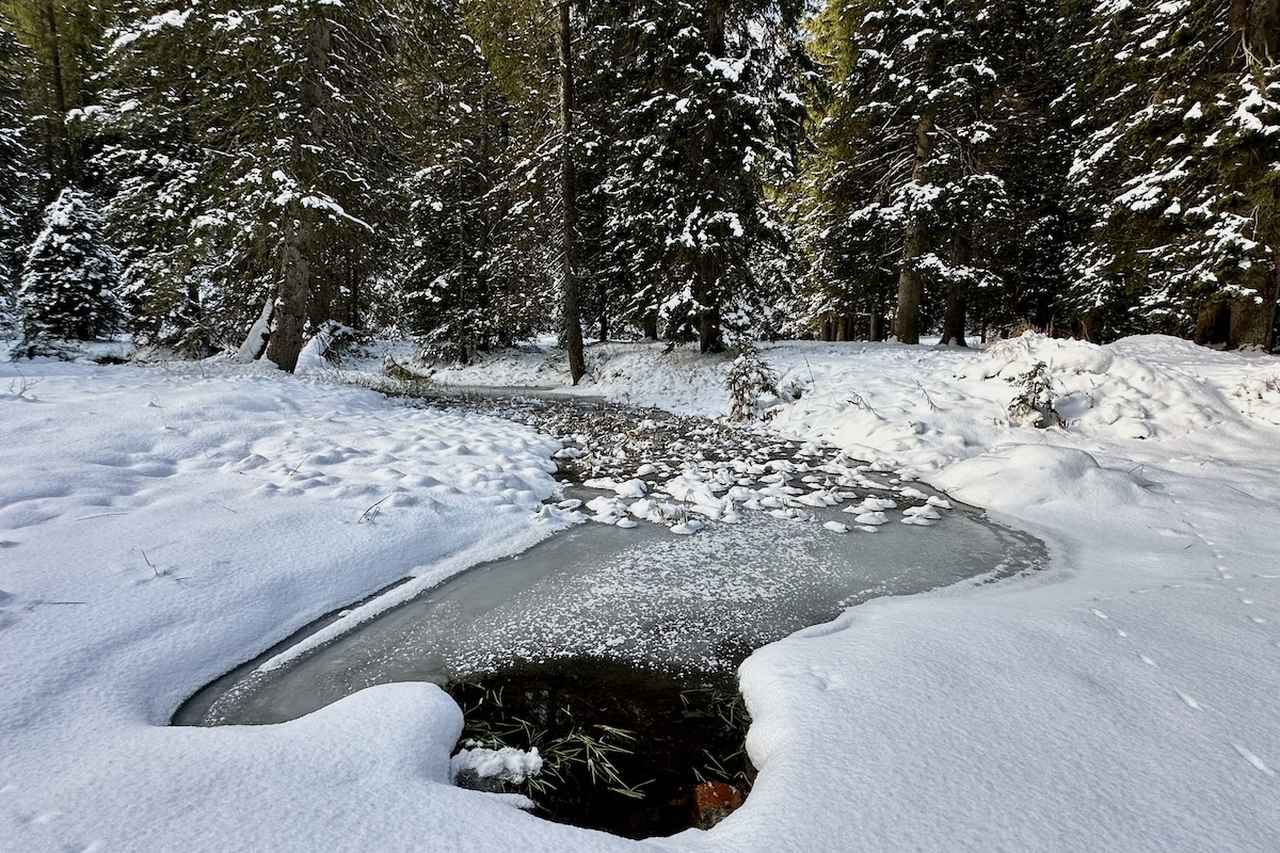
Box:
left=3, top=334, right=1279, bottom=851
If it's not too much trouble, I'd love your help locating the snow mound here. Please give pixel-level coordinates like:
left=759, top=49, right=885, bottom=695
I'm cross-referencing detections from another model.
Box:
left=962, top=333, right=1224, bottom=441
left=933, top=445, right=1160, bottom=514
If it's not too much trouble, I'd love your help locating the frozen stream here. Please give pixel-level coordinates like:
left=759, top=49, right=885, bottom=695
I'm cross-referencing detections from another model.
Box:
left=176, top=493, right=1045, bottom=727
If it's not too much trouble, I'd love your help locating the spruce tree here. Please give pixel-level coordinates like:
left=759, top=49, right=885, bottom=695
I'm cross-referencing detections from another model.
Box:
left=398, top=0, right=558, bottom=361
left=1065, top=0, right=1280, bottom=348
left=99, top=0, right=435, bottom=369
left=0, top=11, right=34, bottom=329
left=17, top=187, right=119, bottom=354
left=89, top=0, right=209, bottom=355
left=591, top=0, right=808, bottom=352
left=801, top=0, right=1023, bottom=345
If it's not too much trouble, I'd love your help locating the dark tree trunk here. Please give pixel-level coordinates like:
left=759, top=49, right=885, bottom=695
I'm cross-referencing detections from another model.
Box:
left=870, top=311, right=887, bottom=342
left=1228, top=258, right=1278, bottom=351
left=267, top=12, right=330, bottom=372
left=1194, top=301, right=1232, bottom=346
left=597, top=278, right=609, bottom=342
left=268, top=216, right=312, bottom=372
left=698, top=272, right=723, bottom=353
left=941, top=286, right=967, bottom=347
left=642, top=310, right=658, bottom=340
left=940, top=231, right=970, bottom=347
left=895, top=114, right=933, bottom=344
left=559, top=2, right=587, bottom=383
left=695, top=1, right=729, bottom=355
left=41, top=0, right=74, bottom=187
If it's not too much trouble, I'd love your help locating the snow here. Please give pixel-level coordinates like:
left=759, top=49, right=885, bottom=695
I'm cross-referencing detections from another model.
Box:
left=4, top=332, right=1280, bottom=851
left=0, top=358, right=616, bottom=852
left=452, top=746, right=544, bottom=785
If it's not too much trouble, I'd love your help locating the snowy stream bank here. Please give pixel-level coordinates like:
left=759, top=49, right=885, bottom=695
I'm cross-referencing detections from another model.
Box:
left=4, top=333, right=1279, bottom=852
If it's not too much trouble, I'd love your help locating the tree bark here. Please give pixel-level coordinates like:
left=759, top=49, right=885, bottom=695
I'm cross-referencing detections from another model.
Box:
left=642, top=309, right=658, bottom=340
left=40, top=0, right=74, bottom=187
left=940, top=230, right=970, bottom=347
left=267, top=12, right=330, bottom=372
left=895, top=114, right=934, bottom=344
left=1194, top=301, right=1231, bottom=346
left=268, top=215, right=312, bottom=372
left=559, top=2, right=587, bottom=384
left=870, top=311, right=887, bottom=342
left=695, top=1, right=729, bottom=355
left=1228, top=254, right=1278, bottom=351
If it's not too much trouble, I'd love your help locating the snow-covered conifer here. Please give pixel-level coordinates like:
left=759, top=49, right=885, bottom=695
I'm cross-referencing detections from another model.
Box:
left=17, top=187, right=120, bottom=354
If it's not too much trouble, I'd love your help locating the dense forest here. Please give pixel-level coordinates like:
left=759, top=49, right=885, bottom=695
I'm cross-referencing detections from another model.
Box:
left=0, top=0, right=1277, bottom=372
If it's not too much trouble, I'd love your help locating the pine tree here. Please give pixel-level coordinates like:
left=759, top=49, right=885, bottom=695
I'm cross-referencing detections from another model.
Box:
left=800, top=0, right=1023, bottom=345
left=1065, top=0, right=1280, bottom=348
left=16, top=186, right=119, bottom=353
left=87, top=0, right=210, bottom=355
left=398, top=0, right=557, bottom=361
left=6, top=0, right=118, bottom=197
left=0, top=10, right=34, bottom=329
left=590, top=0, right=808, bottom=352
left=98, top=0, right=438, bottom=369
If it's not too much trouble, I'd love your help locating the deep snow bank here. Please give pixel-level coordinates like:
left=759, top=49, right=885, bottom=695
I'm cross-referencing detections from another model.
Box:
left=718, top=336, right=1280, bottom=853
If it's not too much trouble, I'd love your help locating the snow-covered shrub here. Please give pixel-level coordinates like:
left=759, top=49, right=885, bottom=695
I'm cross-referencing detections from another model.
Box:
left=726, top=342, right=778, bottom=420
left=16, top=188, right=120, bottom=358
left=1007, top=361, right=1062, bottom=428
left=295, top=321, right=360, bottom=374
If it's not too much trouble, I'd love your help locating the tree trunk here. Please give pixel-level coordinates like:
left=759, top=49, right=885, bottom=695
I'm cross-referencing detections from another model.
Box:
left=895, top=114, right=934, bottom=345
left=941, top=285, right=967, bottom=347
left=870, top=311, right=887, bottom=342
left=940, top=230, right=970, bottom=347
left=642, top=310, right=658, bottom=340
left=698, top=270, right=723, bottom=353
left=268, top=215, right=312, bottom=371
left=267, top=12, right=330, bottom=372
left=597, top=278, right=609, bottom=342
left=559, top=2, right=587, bottom=384
left=1194, top=301, right=1231, bottom=346
left=40, top=0, right=74, bottom=187
left=1228, top=257, right=1278, bottom=351
left=695, top=1, right=729, bottom=355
